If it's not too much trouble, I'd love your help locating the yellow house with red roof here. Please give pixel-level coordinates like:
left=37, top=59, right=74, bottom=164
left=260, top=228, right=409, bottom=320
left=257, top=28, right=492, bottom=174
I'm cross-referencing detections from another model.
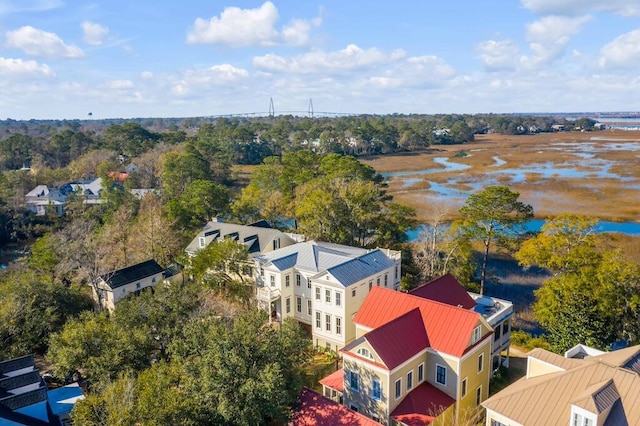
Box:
left=321, top=283, right=494, bottom=425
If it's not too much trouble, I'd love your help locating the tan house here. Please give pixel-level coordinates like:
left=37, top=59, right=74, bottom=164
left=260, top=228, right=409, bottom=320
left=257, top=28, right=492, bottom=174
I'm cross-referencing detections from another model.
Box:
left=322, top=284, right=494, bottom=425
left=185, top=219, right=302, bottom=258
left=93, top=259, right=165, bottom=311
left=255, top=240, right=401, bottom=351
left=483, top=344, right=640, bottom=426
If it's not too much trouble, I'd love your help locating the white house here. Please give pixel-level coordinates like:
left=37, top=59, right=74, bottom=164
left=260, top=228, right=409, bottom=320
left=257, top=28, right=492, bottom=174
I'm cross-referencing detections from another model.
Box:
left=93, top=259, right=165, bottom=311
left=25, top=177, right=104, bottom=216
left=254, top=240, right=402, bottom=351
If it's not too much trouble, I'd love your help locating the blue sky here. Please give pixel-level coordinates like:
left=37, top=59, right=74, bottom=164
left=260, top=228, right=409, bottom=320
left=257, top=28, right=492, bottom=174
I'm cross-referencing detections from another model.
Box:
left=2, top=0, right=640, bottom=119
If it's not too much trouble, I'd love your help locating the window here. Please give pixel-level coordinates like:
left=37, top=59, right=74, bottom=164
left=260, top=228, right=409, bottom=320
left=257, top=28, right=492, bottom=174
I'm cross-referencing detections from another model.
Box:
left=475, top=386, right=482, bottom=406
left=270, top=275, right=275, bottom=287
left=436, top=364, right=446, bottom=385
left=286, top=297, right=291, bottom=313
left=136, top=282, right=141, bottom=289
left=296, top=297, right=302, bottom=313
left=273, top=238, right=280, bottom=250
left=461, top=377, right=468, bottom=398
left=502, top=320, right=509, bottom=335
left=384, top=274, right=388, bottom=286
left=376, top=277, right=380, bottom=286
left=336, top=292, right=341, bottom=306
left=395, top=379, right=402, bottom=400
left=369, top=281, right=372, bottom=291
left=494, top=325, right=502, bottom=341
left=307, top=299, right=312, bottom=315
left=315, top=287, right=321, bottom=300
left=151, top=277, right=156, bottom=283
left=336, top=317, right=342, bottom=335
left=395, top=265, right=399, bottom=279
left=357, top=347, right=373, bottom=360
left=418, top=363, right=424, bottom=382
left=478, top=353, right=484, bottom=373
left=352, top=288, right=356, bottom=297
left=491, top=420, right=507, bottom=426
left=573, top=413, right=595, bottom=426
left=349, top=371, right=359, bottom=391
left=372, top=378, right=381, bottom=401
left=325, top=314, right=331, bottom=332
left=325, top=289, right=331, bottom=303
left=198, top=237, right=205, bottom=248
left=285, top=275, right=290, bottom=287
left=407, top=371, right=413, bottom=390
left=296, top=274, right=301, bottom=287
left=315, top=312, right=321, bottom=328
left=307, top=280, right=311, bottom=289
left=472, top=325, right=482, bottom=343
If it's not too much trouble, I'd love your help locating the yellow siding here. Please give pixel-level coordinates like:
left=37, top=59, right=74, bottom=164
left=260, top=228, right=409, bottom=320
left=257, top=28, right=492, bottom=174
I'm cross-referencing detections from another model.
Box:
left=457, top=338, right=491, bottom=415
left=425, top=351, right=459, bottom=400
left=343, top=356, right=390, bottom=424
left=388, top=351, right=430, bottom=413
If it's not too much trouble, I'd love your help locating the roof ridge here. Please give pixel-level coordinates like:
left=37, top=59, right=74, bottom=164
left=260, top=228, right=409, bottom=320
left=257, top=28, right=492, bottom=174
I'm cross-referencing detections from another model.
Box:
left=371, top=286, right=480, bottom=316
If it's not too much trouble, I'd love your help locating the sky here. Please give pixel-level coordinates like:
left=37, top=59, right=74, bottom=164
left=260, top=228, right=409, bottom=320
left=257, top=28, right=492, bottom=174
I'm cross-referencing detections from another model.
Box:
left=2, top=0, right=640, bottom=120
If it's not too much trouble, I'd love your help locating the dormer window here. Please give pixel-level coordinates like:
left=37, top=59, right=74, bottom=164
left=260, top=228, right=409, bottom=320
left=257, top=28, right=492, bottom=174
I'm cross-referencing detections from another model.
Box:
left=356, top=347, right=374, bottom=361
left=472, top=325, right=482, bottom=344
left=571, top=406, right=596, bottom=426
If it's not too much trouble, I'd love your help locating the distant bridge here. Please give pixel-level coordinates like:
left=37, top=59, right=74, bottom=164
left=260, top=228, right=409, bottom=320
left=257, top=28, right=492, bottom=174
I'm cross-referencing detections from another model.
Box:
left=204, top=98, right=359, bottom=119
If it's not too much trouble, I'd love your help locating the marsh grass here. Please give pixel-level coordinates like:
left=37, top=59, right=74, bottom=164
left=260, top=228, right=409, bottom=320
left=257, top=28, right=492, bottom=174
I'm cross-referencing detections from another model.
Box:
left=370, top=130, right=640, bottom=223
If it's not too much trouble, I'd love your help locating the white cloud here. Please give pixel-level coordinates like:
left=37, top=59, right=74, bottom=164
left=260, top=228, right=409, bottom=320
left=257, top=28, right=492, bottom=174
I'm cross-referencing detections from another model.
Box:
left=140, top=71, right=153, bottom=79
left=81, top=21, right=109, bottom=46
left=0, top=56, right=54, bottom=76
left=186, top=1, right=320, bottom=47
left=523, top=15, right=590, bottom=65
left=476, top=39, right=521, bottom=71
left=0, top=0, right=63, bottom=15
left=253, top=44, right=406, bottom=74
left=108, top=79, right=134, bottom=90
left=598, top=29, right=640, bottom=68
left=522, top=0, right=640, bottom=17
left=5, top=26, right=84, bottom=58
left=171, top=64, right=249, bottom=96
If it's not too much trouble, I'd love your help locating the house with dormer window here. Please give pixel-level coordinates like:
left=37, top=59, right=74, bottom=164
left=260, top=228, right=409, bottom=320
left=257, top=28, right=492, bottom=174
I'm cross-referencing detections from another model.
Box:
left=483, top=344, right=640, bottom=426
left=320, top=282, right=495, bottom=425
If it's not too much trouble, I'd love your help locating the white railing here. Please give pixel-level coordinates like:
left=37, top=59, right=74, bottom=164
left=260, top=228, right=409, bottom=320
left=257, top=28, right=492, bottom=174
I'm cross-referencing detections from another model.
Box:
left=256, top=286, right=281, bottom=302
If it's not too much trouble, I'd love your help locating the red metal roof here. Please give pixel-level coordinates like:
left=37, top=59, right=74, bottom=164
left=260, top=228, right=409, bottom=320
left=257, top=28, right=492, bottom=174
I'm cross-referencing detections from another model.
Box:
left=319, top=368, right=344, bottom=393
left=354, top=287, right=481, bottom=357
left=290, top=388, right=381, bottom=425
left=390, top=382, right=455, bottom=426
left=409, top=273, right=476, bottom=310
left=363, top=308, right=428, bottom=370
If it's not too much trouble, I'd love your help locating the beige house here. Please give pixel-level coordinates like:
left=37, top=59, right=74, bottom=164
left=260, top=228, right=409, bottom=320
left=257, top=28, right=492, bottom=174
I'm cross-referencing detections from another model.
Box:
left=93, top=259, right=165, bottom=311
left=483, top=344, right=640, bottom=426
left=255, top=241, right=401, bottom=351
left=185, top=219, right=302, bottom=258
left=322, top=284, right=494, bottom=425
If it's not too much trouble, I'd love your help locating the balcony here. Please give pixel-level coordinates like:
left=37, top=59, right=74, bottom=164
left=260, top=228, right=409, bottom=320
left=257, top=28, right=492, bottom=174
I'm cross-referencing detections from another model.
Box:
left=256, top=286, right=281, bottom=302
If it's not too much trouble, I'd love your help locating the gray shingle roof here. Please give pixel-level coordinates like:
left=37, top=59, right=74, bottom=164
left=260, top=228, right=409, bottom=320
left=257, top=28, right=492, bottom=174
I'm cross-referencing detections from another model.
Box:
left=0, top=355, right=34, bottom=377
left=101, top=259, right=164, bottom=289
